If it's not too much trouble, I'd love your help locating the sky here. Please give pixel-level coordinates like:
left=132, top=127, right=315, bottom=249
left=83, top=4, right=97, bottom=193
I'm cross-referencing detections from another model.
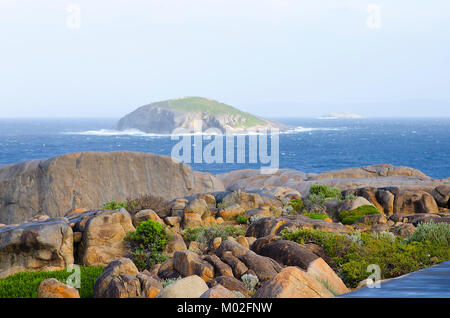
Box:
left=0, top=0, right=449, bottom=118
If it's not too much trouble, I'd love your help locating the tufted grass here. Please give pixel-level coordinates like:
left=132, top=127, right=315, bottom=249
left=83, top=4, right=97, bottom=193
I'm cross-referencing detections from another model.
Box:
left=338, top=205, right=380, bottom=225
left=408, top=221, right=450, bottom=245
left=304, top=212, right=328, bottom=220
left=0, top=266, right=104, bottom=298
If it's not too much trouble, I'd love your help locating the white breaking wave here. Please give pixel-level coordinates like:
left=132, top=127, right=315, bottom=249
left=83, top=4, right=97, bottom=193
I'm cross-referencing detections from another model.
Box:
left=63, top=126, right=345, bottom=137
left=62, top=129, right=267, bottom=137
left=63, top=129, right=174, bottom=137
left=281, top=126, right=346, bottom=134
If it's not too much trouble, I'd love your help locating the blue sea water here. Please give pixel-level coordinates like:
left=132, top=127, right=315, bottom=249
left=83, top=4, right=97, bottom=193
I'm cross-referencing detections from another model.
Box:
left=0, top=118, right=449, bottom=179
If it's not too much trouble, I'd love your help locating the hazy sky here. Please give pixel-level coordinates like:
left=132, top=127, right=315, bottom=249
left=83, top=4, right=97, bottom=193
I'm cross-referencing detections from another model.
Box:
left=1, top=0, right=449, bottom=118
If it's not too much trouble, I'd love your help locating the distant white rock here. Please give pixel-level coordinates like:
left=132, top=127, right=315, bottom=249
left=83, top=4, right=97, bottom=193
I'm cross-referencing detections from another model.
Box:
left=318, top=112, right=363, bottom=119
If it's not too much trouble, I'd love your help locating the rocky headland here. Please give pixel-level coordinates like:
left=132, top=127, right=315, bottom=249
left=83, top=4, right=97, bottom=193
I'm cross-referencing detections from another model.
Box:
left=115, top=97, right=288, bottom=134
left=0, top=151, right=449, bottom=298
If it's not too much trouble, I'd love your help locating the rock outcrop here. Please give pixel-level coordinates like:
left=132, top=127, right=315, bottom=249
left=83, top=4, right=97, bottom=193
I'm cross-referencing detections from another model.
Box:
left=216, top=240, right=282, bottom=281
left=246, top=215, right=351, bottom=238
left=218, top=164, right=444, bottom=195
left=252, top=267, right=334, bottom=298
left=0, top=151, right=224, bottom=224
left=0, top=218, right=74, bottom=278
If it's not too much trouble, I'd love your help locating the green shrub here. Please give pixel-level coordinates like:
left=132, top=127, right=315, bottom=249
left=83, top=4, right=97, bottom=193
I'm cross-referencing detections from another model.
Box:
left=0, top=266, right=104, bottom=298
left=304, top=212, right=328, bottom=220
left=281, top=228, right=450, bottom=288
left=236, top=215, right=249, bottom=224
left=339, top=205, right=380, bottom=224
left=302, top=185, right=343, bottom=213
left=288, top=199, right=304, bottom=213
left=303, top=194, right=326, bottom=209
left=126, top=194, right=170, bottom=216
left=102, top=201, right=128, bottom=210
left=183, top=225, right=244, bottom=247
left=124, top=220, right=170, bottom=270
left=408, top=221, right=450, bottom=245
left=309, top=184, right=342, bottom=201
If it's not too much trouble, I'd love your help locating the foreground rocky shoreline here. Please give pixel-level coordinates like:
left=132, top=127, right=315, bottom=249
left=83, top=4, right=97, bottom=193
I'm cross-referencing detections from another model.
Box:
left=0, top=151, right=449, bottom=298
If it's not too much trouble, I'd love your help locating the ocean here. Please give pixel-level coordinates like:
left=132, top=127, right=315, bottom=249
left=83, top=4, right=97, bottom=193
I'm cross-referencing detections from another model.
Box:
left=0, top=118, right=449, bottom=179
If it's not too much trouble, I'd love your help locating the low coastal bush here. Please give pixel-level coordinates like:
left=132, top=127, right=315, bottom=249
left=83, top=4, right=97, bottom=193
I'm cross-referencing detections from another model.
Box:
left=304, top=212, right=328, bottom=220
left=338, top=205, right=380, bottom=224
left=102, top=201, right=128, bottom=210
left=126, top=194, right=170, bottom=216
left=236, top=215, right=249, bottom=224
left=408, top=221, right=450, bottom=245
left=281, top=228, right=450, bottom=288
left=0, top=266, right=104, bottom=298
left=124, top=220, right=170, bottom=270
left=309, top=184, right=342, bottom=201
left=302, top=184, right=345, bottom=214
left=183, top=225, right=244, bottom=246
left=287, top=199, right=303, bottom=213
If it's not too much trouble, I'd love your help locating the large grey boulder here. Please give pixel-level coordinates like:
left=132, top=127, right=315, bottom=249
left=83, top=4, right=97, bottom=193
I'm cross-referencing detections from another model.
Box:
left=0, top=151, right=224, bottom=224
left=393, top=189, right=439, bottom=214
left=200, top=285, right=237, bottom=298
left=216, top=240, right=282, bottom=281
left=156, top=275, right=209, bottom=298
left=256, top=240, right=349, bottom=295
left=173, top=250, right=215, bottom=282
left=93, top=258, right=139, bottom=298
left=252, top=267, right=334, bottom=298
left=432, top=185, right=450, bottom=208
left=77, top=209, right=135, bottom=266
left=0, top=218, right=74, bottom=278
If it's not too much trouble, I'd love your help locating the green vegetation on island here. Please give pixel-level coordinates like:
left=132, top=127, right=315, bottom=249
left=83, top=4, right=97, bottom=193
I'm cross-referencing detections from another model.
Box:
left=151, top=97, right=267, bottom=127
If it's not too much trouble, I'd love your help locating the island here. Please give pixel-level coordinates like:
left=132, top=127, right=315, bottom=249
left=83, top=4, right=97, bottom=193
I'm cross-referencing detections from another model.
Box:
left=318, top=112, right=363, bottom=119
left=115, top=96, right=288, bottom=134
